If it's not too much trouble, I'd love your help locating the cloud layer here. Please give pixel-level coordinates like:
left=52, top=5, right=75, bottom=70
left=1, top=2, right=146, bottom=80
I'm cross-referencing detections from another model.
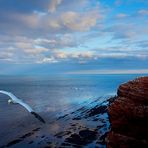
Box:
left=0, top=0, right=147, bottom=73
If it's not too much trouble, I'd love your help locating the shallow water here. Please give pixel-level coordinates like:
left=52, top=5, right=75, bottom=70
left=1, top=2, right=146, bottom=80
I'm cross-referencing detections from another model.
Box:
left=0, top=74, right=146, bottom=147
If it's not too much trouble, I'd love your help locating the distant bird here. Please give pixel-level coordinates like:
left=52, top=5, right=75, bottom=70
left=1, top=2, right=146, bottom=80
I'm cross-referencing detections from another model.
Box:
left=0, top=90, right=45, bottom=124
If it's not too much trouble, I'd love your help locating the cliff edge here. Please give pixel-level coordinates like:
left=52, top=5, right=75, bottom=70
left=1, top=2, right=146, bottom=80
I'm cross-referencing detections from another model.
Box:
left=107, top=76, right=148, bottom=148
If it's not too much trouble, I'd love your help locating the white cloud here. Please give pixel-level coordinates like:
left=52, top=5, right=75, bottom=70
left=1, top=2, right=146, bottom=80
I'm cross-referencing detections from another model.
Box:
left=8, top=9, right=100, bottom=32
left=13, top=13, right=40, bottom=28
left=47, top=20, right=61, bottom=29
left=0, top=0, right=147, bottom=65
left=48, top=0, right=63, bottom=13
left=15, top=41, right=49, bottom=54
left=35, top=38, right=57, bottom=44
left=37, top=57, right=58, bottom=63
left=61, top=10, right=100, bottom=31
left=23, top=47, right=49, bottom=54
left=34, top=33, right=79, bottom=49
left=15, top=42, right=32, bottom=49
left=53, top=51, right=67, bottom=59
left=0, top=51, right=13, bottom=59
left=70, top=51, right=94, bottom=59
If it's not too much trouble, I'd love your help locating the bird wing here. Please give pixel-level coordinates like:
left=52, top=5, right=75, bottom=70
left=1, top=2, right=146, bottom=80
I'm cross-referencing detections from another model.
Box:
left=0, top=90, right=33, bottom=112
left=0, top=90, right=18, bottom=101
left=18, top=100, right=45, bottom=123
left=16, top=99, right=34, bottom=112
left=0, top=90, right=45, bottom=123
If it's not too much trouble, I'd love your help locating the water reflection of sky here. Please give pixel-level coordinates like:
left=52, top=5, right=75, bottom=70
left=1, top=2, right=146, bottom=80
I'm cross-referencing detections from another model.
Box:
left=0, top=74, right=146, bottom=115
left=0, top=74, right=147, bottom=146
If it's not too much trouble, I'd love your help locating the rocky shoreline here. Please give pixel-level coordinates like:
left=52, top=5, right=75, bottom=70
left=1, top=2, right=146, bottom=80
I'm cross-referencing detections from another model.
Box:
left=107, top=76, right=148, bottom=148
left=0, top=97, right=111, bottom=148
left=1, top=76, right=148, bottom=147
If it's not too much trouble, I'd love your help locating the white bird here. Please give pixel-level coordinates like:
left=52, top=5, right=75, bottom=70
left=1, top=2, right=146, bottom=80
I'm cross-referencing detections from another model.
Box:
left=0, top=90, right=45, bottom=123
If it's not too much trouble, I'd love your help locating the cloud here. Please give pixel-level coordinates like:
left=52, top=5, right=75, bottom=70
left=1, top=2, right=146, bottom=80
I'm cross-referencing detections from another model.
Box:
left=53, top=51, right=67, bottom=59
left=70, top=51, right=94, bottom=59
left=0, top=51, right=13, bottom=60
left=0, top=0, right=147, bottom=67
left=23, top=47, right=49, bottom=54
left=136, top=40, right=148, bottom=48
left=34, top=33, right=80, bottom=49
left=116, top=13, right=128, bottom=19
left=104, top=22, right=147, bottom=41
left=138, top=9, right=148, bottom=16
left=36, top=48, right=148, bottom=64
left=37, top=57, right=58, bottom=63
left=0, top=9, right=101, bottom=34
left=104, top=24, right=135, bottom=39
left=61, top=10, right=101, bottom=31
left=15, top=40, right=49, bottom=54
left=48, top=0, right=63, bottom=13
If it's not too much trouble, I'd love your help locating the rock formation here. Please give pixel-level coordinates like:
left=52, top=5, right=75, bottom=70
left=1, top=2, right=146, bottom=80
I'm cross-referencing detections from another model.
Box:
left=107, top=76, right=148, bottom=148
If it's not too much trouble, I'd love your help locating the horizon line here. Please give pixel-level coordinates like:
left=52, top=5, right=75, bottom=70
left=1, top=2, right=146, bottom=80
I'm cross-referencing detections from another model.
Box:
left=65, top=69, right=148, bottom=75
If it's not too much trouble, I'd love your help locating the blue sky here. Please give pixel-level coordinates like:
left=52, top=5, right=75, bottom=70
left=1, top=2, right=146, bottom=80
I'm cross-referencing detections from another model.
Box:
left=0, top=0, right=148, bottom=75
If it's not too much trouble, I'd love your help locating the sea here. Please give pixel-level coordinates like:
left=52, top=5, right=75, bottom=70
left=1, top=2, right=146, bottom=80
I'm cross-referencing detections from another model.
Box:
left=0, top=74, right=147, bottom=147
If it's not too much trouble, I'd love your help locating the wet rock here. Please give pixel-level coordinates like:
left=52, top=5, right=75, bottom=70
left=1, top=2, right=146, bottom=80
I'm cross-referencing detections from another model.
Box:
left=72, top=117, right=82, bottom=120
left=41, top=135, right=45, bottom=138
left=57, top=114, right=68, bottom=120
left=87, top=105, right=107, bottom=117
left=64, top=129, right=97, bottom=146
left=98, top=132, right=108, bottom=145
left=55, top=131, right=71, bottom=138
left=28, top=141, right=33, bottom=144
left=61, top=142, right=72, bottom=146
left=6, top=139, right=22, bottom=147
left=20, top=132, right=33, bottom=138
left=107, top=76, right=148, bottom=147
left=79, top=129, right=97, bottom=140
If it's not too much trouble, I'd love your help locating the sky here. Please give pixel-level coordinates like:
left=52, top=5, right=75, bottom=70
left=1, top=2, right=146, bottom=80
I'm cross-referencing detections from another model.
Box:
left=0, top=0, right=148, bottom=75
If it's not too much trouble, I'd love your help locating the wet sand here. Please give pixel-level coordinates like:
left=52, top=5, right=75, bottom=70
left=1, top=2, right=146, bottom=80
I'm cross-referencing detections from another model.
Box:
left=0, top=97, right=114, bottom=148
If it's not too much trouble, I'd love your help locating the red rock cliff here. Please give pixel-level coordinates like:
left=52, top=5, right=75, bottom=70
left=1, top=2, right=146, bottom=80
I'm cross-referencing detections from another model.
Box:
left=107, top=76, right=148, bottom=148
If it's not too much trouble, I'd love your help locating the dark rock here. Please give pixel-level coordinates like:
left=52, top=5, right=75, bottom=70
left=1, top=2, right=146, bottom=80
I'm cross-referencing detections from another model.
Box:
left=55, top=131, right=71, bottom=138
left=79, top=129, right=97, bottom=140
left=107, top=96, right=117, bottom=105
left=65, top=129, right=97, bottom=146
left=87, top=105, right=107, bottom=117
left=6, top=139, right=22, bottom=147
left=41, top=135, right=45, bottom=138
left=57, top=114, right=68, bottom=120
left=28, top=141, right=33, bottom=144
left=72, top=117, right=82, bottom=120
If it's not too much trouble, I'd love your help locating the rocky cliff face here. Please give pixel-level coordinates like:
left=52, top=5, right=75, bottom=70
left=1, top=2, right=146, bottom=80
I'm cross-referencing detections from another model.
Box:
left=107, top=76, right=148, bottom=148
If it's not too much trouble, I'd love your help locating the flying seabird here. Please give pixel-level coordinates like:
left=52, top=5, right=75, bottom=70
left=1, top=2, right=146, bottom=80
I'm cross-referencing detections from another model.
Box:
left=0, top=90, right=45, bottom=124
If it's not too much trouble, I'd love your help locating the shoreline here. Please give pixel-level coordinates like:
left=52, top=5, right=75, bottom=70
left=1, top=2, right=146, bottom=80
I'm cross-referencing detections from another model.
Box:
left=0, top=97, right=114, bottom=148
left=1, top=76, right=147, bottom=147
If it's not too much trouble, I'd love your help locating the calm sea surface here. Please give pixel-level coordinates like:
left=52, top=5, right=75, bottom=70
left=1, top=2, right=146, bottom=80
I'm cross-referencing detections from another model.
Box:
left=0, top=74, right=146, bottom=117
left=0, top=74, right=147, bottom=146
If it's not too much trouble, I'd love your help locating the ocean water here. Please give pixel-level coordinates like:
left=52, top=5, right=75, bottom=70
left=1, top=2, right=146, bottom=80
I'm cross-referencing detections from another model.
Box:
left=0, top=74, right=146, bottom=118
left=0, top=74, right=147, bottom=146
